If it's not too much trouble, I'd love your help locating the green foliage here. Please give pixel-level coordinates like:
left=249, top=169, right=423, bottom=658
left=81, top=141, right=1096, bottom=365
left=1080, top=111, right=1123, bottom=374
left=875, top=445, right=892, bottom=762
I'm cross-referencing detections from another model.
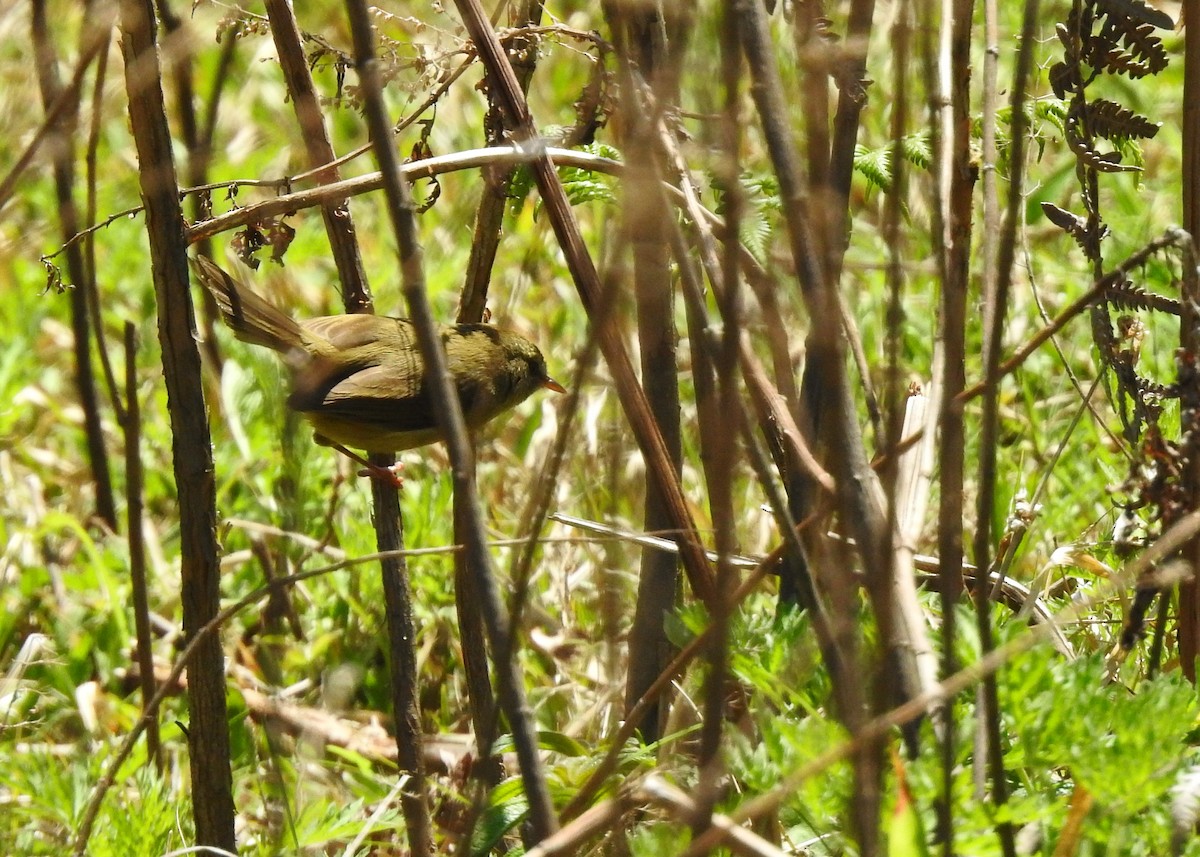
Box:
left=508, top=141, right=621, bottom=216
left=0, top=753, right=183, bottom=856
left=284, top=795, right=404, bottom=854
left=853, top=133, right=932, bottom=193
left=3, top=1, right=1198, bottom=854
left=736, top=173, right=782, bottom=262
left=470, top=776, right=530, bottom=856
left=626, top=820, right=691, bottom=854
left=471, top=729, right=619, bottom=854
left=999, top=651, right=1199, bottom=849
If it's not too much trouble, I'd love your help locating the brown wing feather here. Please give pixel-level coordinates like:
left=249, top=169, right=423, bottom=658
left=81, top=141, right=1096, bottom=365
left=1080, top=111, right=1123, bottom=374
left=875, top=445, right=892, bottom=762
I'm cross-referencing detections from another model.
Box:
left=301, top=315, right=418, bottom=353
left=287, top=316, right=426, bottom=413
left=313, top=363, right=439, bottom=433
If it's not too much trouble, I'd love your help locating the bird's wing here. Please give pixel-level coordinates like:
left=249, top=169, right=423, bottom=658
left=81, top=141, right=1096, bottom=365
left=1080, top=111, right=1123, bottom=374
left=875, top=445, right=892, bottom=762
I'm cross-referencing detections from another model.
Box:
left=307, top=358, right=500, bottom=433
left=286, top=316, right=421, bottom=413
left=301, top=315, right=416, bottom=351
left=312, top=358, right=434, bottom=429
left=305, top=368, right=437, bottom=432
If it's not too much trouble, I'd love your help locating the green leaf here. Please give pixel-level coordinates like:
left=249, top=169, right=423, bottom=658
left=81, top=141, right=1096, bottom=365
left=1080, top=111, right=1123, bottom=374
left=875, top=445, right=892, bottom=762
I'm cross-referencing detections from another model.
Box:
left=471, top=777, right=529, bottom=856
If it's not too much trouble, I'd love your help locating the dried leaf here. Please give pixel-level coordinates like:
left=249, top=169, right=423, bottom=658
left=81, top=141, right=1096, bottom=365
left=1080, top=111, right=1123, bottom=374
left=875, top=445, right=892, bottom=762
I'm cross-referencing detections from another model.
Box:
left=1086, top=99, right=1160, bottom=141
left=1093, top=0, right=1174, bottom=31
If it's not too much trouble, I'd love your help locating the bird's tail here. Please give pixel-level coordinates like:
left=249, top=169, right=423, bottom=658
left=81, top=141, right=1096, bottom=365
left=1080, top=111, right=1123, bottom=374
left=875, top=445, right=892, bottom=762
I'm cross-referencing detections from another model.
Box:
left=191, top=256, right=304, bottom=354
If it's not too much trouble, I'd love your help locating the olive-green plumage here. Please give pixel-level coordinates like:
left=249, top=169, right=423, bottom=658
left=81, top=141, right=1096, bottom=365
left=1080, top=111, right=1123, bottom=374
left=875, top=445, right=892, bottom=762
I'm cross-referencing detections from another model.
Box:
left=192, top=256, right=563, bottom=453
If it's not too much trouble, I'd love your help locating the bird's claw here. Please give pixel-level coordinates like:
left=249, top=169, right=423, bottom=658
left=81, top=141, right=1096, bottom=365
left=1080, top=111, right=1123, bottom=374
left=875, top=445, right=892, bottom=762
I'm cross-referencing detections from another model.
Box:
left=357, top=461, right=405, bottom=489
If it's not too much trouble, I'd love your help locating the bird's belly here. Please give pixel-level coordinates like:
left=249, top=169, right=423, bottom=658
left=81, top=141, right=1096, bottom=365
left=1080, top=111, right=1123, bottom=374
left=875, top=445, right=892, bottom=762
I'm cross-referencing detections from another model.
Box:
left=305, top=414, right=443, bottom=453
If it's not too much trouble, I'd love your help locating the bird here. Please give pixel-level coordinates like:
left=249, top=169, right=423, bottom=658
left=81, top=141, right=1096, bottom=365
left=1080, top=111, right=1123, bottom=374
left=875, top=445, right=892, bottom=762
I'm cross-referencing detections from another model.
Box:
left=191, top=255, right=564, bottom=482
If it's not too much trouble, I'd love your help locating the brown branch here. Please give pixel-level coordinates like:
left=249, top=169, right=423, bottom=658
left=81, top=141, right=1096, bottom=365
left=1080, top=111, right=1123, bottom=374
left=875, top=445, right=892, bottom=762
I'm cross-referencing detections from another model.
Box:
left=735, top=0, right=884, bottom=849
left=603, top=0, right=688, bottom=751
left=337, top=5, right=433, bottom=853
left=185, top=147, right=621, bottom=245
left=453, top=0, right=548, bottom=806
left=657, top=125, right=835, bottom=501
left=525, top=796, right=630, bottom=857
left=367, top=472, right=432, bottom=853
left=458, top=0, right=546, bottom=322
left=266, top=0, right=370, bottom=307
left=693, top=3, right=744, bottom=833
left=122, top=321, right=159, bottom=770
left=1178, top=0, right=1200, bottom=680
left=824, top=0, right=885, bottom=448
left=181, top=1, right=238, bottom=370
left=450, top=0, right=718, bottom=614
left=970, top=0, right=1039, bottom=851
left=115, top=0, right=232, bottom=849
left=640, top=776, right=789, bottom=857
left=933, top=0, right=977, bottom=846
left=44, top=147, right=611, bottom=262
left=82, top=22, right=127, bottom=427
left=345, top=0, right=556, bottom=844
left=268, top=7, right=430, bottom=844
left=31, top=0, right=118, bottom=530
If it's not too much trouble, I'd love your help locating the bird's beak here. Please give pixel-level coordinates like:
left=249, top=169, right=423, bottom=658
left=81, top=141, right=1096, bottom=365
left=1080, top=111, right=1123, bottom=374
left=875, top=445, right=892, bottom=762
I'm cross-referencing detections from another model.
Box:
left=543, top=377, right=567, bottom=393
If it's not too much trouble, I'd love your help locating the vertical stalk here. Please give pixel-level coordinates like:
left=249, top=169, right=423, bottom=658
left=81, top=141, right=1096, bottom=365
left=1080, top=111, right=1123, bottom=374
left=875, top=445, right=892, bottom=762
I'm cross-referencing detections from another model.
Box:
left=264, top=0, right=371, bottom=305
left=1177, top=0, right=1200, bottom=680
left=603, top=0, right=688, bottom=748
left=123, top=321, right=160, bottom=770
left=118, top=0, right=234, bottom=847
left=452, top=0, right=719, bottom=610
left=369, top=474, right=433, bottom=853
left=31, top=0, right=118, bottom=531
left=693, top=0, right=744, bottom=837
left=934, top=0, right=975, bottom=846
left=345, top=0, right=558, bottom=844
left=970, top=0, right=1038, bottom=853
left=735, top=0, right=887, bottom=848
left=453, top=2, right=546, bottom=798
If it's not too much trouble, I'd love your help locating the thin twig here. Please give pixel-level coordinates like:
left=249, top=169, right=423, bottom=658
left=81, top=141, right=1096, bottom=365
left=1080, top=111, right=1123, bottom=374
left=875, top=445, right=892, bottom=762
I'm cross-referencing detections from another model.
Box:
left=266, top=0, right=370, bottom=306
left=525, top=796, right=629, bottom=857
left=0, top=8, right=111, bottom=211
left=347, top=0, right=556, bottom=843
left=31, top=0, right=118, bottom=529
left=451, top=0, right=719, bottom=614
left=970, top=0, right=1038, bottom=849
left=123, top=322, right=159, bottom=770
left=960, top=230, right=1193, bottom=402
left=641, top=775, right=789, bottom=857
left=82, top=17, right=125, bottom=426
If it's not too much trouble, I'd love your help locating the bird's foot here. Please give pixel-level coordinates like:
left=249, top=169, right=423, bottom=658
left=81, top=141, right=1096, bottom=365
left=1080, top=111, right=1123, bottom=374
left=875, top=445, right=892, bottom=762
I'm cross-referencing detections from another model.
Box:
left=318, top=435, right=404, bottom=489
left=356, top=461, right=404, bottom=489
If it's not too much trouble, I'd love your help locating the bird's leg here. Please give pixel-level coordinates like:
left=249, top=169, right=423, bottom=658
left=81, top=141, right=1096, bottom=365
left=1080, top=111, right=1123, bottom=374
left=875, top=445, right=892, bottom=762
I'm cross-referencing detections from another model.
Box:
left=315, top=434, right=404, bottom=488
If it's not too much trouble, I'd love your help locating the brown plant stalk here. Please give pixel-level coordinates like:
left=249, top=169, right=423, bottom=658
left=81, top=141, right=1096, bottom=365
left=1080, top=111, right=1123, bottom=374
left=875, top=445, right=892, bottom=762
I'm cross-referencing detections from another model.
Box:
left=346, top=0, right=556, bottom=843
